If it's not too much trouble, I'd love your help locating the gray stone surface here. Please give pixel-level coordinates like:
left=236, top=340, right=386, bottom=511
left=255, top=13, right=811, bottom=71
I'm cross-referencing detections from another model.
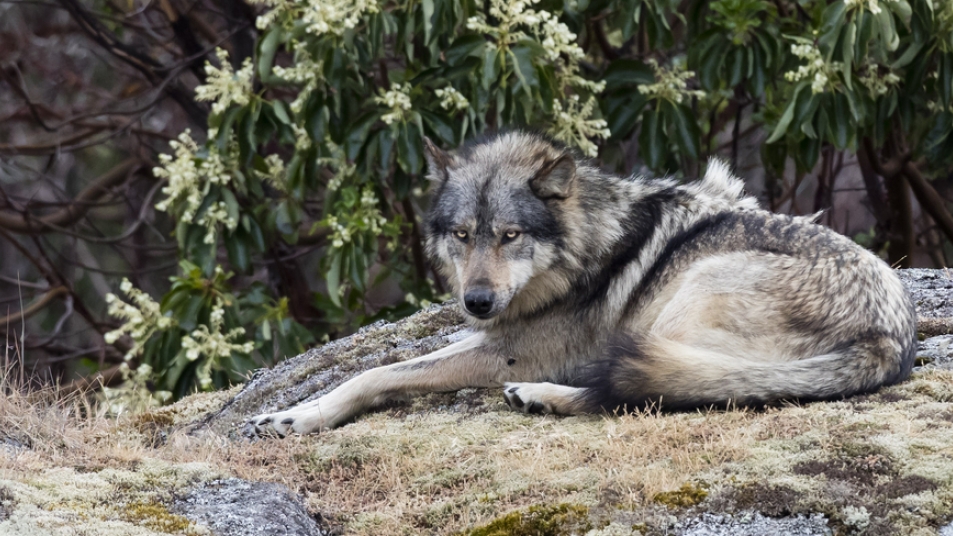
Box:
left=674, top=512, right=832, bottom=536
left=172, top=478, right=324, bottom=536
left=900, top=268, right=953, bottom=319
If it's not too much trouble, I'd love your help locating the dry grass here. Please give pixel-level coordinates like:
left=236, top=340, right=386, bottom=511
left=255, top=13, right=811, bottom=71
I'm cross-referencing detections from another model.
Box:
left=2, top=370, right=953, bottom=535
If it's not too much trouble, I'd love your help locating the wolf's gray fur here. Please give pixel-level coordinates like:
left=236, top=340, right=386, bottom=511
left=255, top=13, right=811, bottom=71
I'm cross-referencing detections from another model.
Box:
left=250, top=131, right=916, bottom=435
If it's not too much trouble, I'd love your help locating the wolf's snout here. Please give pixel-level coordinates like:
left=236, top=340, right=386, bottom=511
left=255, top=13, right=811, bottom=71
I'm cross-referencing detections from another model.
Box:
left=464, top=288, right=495, bottom=316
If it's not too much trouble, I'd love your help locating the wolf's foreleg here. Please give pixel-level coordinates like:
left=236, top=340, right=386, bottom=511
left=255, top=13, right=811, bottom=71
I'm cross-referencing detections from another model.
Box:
left=249, top=333, right=506, bottom=435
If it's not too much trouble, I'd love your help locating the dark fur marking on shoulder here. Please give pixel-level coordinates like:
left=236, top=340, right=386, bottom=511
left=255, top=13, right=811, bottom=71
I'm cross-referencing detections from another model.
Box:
left=281, top=418, right=294, bottom=425
left=620, top=211, right=735, bottom=317
left=507, top=358, right=516, bottom=366
left=571, top=189, right=681, bottom=308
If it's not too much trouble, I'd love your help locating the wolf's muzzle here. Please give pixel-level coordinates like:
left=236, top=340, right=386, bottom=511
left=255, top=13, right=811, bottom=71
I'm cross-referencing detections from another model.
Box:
left=463, top=288, right=496, bottom=317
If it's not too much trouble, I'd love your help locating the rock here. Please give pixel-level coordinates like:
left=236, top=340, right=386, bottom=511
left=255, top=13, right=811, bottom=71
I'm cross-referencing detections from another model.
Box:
left=899, top=268, right=953, bottom=320
left=673, top=512, right=832, bottom=536
left=172, top=478, right=325, bottom=536
left=194, top=302, right=467, bottom=437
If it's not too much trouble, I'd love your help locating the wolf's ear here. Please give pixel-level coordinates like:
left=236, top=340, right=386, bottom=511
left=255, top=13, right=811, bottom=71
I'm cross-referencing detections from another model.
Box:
left=423, top=136, right=454, bottom=182
left=530, top=154, right=576, bottom=199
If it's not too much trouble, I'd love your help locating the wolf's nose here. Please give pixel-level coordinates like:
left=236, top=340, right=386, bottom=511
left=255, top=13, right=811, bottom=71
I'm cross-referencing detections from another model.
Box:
left=464, top=289, right=495, bottom=316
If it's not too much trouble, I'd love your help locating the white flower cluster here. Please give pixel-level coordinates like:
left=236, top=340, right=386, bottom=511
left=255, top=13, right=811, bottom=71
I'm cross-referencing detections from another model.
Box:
left=468, top=0, right=607, bottom=156
left=435, top=85, right=470, bottom=111
left=538, top=12, right=583, bottom=62
left=466, top=0, right=584, bottom=65
left=258, top=154, right=288, bottom=192
left=291, top=123, right=312, bottom=151
left=466, top=0, right=542, bottom=44
left=180, top=299, right=254, bottom=389
left=375, top=83, right=413, bottom=124
left=845, top=0, right=896, bottom=15
left=273, top=42, right=324, bottom=113
left=858, top=63, right=901, bottom=97
left=785, top=42, right=842, bottom=94
left=324, top=187, right=388, bottom=249
left=318, top=140, right=356, bottom=191
left=194, top=48, right=254, bottom=115
left=250, top=0, right=378, bottom=36
left=199, top=201, right=238, bottom=245
left=104, top=279, right=176, bottom=360
left=549, top=95, right=611, bottom=158
left=154, top=133, right=239, bottom=244
left=638, top=59, right=706, bottom=104
left=154, top=130, right=201, bottom=220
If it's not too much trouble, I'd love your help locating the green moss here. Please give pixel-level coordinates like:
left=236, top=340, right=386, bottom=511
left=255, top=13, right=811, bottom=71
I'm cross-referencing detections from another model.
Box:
left=652, top=483, right=709, bottom=509
left=459, top=503, right=591, bottom=536
left=120, top=500, right=194, bottom=533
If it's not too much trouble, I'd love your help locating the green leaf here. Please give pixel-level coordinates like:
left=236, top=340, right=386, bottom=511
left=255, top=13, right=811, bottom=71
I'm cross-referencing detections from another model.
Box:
left=818, top=1, right=847, bottom=57
left=875, top=7, right=899, bottom=52
left=482, top=46, right=500, bottom=90
left=832, top=93, right=850, bottom=149
left=272, top=101, right=292, bottom=125
left=420, top=109, right=456, bottom=145
left=890, top=41, right=924, bottom=69
left=639, top=108, right=665, bottom=170
left=422, top=0, right=434, bottom=44
left=445, top=35, right=486, bottom=65
left=766, top=83, right=806, bottom=144
left=605, top=91, right=648, bottom=140
left=225, top=229, right=251, bottom=274
left=729, top=47, right=744, bottom=87
left=345, top=111, right=378, bottom=161
left=602, top=59, right=654, bottom=89
left=842, top=20, right=856, bottom=91
left=258, top=28, right=281, bottom=83
left=941, top=53, right=953, bottom=109
left=396, top=121, right=423, bottom=174
left=326, top=251, right=344, bottom=307
left=510, top=45, right=539, bottom=98
left=663, top=100, right=700, bottom=160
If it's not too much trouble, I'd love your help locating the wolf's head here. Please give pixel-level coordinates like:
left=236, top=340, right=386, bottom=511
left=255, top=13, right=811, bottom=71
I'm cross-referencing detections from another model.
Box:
left=424, top=132, right=577, bottom=321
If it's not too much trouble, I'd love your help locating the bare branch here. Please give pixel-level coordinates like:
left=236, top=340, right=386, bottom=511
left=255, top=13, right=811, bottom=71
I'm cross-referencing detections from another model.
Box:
left=0, top=286, right=69, bottom=329
left=0, top=159, right=141, bottom=234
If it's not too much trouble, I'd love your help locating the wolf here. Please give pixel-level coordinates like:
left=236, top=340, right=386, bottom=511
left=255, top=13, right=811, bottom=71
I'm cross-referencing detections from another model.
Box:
left=249, top=131, right=916, bottom=436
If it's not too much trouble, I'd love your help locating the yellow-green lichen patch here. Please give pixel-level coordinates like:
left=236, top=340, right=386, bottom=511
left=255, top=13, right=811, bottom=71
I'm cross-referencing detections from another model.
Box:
left=120, top=501, right=194, bottom=533
left=652, top=483, right=709, bottom=509
left=459, top=503, right=591, bottom=536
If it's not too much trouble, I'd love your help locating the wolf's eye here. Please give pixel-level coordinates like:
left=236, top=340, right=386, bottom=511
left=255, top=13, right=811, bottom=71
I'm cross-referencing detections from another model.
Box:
left=502, top=230, right=521, bottom=244
left=454, top=230, right=469, bottom=241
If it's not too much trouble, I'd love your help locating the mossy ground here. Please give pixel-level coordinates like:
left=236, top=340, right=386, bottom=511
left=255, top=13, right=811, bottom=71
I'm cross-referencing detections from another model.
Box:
left=2, top=369, right=953, bottom=535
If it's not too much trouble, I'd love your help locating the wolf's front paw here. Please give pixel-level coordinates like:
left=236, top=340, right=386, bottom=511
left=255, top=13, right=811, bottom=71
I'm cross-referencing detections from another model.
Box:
left=246, top=407, right=324, bottom=437
left=503, top=383, right=555, bottom=414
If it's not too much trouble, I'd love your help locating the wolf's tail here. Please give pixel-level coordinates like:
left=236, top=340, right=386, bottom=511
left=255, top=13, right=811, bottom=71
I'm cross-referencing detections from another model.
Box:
left=573, top=333, right=916, bottom=412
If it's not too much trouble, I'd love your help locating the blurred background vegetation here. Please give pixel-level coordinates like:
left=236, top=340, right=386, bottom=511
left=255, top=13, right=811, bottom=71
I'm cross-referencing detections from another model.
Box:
left=1, top=0, right=952, bottom=406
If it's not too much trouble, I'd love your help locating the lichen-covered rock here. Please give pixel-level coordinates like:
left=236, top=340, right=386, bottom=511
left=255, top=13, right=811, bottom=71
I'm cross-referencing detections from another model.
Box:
left=172, top=479, right=324, bottom=536
left=673, top=512, right=832, bottom=536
